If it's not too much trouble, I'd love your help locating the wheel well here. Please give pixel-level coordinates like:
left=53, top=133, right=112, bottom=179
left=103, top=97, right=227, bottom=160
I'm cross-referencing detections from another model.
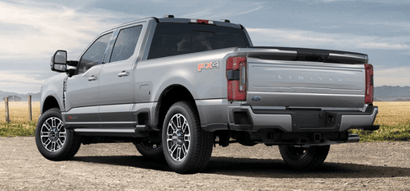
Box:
left=42, top=96, right=60, bottom=113
left=156, top=85, right=197, bottom=130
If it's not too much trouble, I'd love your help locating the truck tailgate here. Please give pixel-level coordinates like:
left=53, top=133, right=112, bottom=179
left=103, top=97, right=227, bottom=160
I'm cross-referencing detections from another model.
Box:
left=245, top=48, right=367, bottom=109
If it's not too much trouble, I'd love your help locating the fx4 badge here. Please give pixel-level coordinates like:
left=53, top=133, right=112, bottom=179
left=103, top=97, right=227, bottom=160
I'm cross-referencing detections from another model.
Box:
left=198, top=61, right=219, bottom=72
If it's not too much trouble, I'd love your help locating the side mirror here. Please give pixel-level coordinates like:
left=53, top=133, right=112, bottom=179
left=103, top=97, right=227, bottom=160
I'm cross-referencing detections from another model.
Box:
left=51, top=50, right=67, bottom=72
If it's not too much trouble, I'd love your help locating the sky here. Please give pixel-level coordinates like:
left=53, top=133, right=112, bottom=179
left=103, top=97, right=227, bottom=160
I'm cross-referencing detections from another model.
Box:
left=0, top=0, right=409, bottom=94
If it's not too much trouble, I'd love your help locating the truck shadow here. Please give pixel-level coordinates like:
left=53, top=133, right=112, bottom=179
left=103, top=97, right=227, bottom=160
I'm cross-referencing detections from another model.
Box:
left=72, top=156, right=410, bottom=178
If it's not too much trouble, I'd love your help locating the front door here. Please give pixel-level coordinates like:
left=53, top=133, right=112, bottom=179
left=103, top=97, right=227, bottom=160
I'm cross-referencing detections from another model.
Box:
left=65, top=32, right=113, bottom=127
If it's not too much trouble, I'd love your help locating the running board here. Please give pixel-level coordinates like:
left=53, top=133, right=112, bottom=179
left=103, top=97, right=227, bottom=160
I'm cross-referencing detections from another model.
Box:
left=74, top=129, right=136, bottom=133
left=73, top=128, right=148, bottom=137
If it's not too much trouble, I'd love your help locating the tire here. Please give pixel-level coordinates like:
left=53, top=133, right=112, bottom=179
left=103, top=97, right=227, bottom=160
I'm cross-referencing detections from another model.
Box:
left=134, top=141, right=164, bottom=160
left=279, top=145, right=330, bottom=170
left=162, top=101, right=213, bottom=174
left=35, top=108, right=81, bottom=161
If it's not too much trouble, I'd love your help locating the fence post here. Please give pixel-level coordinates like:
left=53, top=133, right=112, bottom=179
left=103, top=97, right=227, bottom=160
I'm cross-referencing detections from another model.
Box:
left=28, top=95, right=32, bottom=122
left=5, top=97, right=10, bottom=123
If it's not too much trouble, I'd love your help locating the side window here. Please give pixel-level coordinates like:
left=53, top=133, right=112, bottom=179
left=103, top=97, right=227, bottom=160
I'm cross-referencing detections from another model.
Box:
left=110, top=25, right=142, bottom=63
left=77, top=33, right=112, bottom=74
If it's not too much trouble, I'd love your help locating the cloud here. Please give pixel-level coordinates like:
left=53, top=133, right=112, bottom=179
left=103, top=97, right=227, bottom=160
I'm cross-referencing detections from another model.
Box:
left=180, top=1, right=265, bottom=20
left=0, top=71, right=46, bottom=84
left=0, top=1, right=143, bottom=58
left=359, top=42, right=409, bottom=50
left=247, top=28, right=410, bottom=51
left=374, top=66, right=410, bottom=86
left=302, top=0, right=410, bottom=4
left=0, top=70, right=50, bottom=93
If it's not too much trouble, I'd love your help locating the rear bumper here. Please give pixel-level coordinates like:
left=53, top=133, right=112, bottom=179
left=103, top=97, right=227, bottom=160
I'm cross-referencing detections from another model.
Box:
left=228, top=104, right=378, bottom=133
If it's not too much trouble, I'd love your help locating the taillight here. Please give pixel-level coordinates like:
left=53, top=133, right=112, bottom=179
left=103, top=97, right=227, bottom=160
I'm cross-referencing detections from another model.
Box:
left=365, top=63, right=374, bottom=104
left=227, top=56, right=247, bottom=101
left=190, top=19, right=214, bottom=24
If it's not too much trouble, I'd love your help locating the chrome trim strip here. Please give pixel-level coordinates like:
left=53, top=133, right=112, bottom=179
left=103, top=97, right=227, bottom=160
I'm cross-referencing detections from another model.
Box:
left=329, top=53, right=367, bottom=60
left=252, top=106, right=287, bottom=110
left=253, top=106, right=366, bottom=111
left=74, top=129, right=135, bottom=133
left=246, top=49, right=297, bottom=55
left=250, top=91, right=364, bottom=98
left=65, top=121, right=135, bottom=125
left=101, top=122, right=135, bottom=124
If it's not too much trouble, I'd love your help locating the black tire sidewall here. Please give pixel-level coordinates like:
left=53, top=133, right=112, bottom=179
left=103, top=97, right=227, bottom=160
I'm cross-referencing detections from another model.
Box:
left=35, top=108, right=75, bottom=161
left=279, top=145, right=330, bottom=170
left=135, top=142, right=164, bottom=159
left=162, top=103, right=198, bottom=172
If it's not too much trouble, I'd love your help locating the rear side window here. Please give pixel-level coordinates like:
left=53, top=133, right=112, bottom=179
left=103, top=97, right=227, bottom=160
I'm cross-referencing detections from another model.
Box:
left=110, top=25, right=143, bottom=63
left=148, top=23, right=250, bottom=59
left=77, top=33, right=112, bottom=74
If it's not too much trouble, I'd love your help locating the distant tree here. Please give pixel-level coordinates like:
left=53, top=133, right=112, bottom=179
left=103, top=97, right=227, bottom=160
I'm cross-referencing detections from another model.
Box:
left=6, top=95, right=22, bottom=102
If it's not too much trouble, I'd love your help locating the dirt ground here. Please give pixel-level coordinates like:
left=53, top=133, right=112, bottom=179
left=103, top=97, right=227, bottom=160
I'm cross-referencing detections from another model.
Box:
left=0, top=137, right=409, bottom=190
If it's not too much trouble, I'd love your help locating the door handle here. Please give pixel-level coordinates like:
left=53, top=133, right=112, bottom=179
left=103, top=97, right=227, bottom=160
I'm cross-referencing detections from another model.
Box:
left=118, top=71, right=129, bottom=77
left=88, top=75, right=98, bottom=81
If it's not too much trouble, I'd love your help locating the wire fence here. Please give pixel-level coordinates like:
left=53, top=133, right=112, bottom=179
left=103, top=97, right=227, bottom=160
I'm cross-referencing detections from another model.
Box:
left=1, top=96, right=41, bottom=123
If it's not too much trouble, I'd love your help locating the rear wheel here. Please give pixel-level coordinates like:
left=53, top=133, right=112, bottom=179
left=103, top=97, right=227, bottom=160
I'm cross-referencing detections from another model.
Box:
left=134, top=141, right=164, bottom=160
left=279, top=145, right=330, bottom=170
left=162, top=101, right=213, bottom=174
left=35, top=108, right=81, bottom=161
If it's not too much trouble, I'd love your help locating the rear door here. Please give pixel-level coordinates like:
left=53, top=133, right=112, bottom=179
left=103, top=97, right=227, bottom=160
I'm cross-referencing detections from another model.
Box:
left=97, top=23, right=144, bottom=128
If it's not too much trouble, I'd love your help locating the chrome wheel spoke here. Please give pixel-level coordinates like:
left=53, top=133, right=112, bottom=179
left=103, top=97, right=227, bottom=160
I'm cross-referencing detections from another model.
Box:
left=177, top=115, right=182, bottom=128
left=41, top=117, right=66, bottom=153
left=184, top=134, right=190, bottom=142
left=56, top=139, right=64, bottom=149
left=177, top=147, right=182, bottom=160
left=169, top=142, right=177, bottom=154
left=181, top=121, right=188, bottom=133
left=51, top=142, right=56, bottom=152
left=59, top=131, right=66, bottom=137
left=51, top=118, right=57, bottom=128
left=166, top=113, right=191, bottom=162
left=43, top=123, right=52, bottom=131
left=41, top=132, right=50, bottom=138
left=56, top=121, right=63, bottom=131
left=43, top=139, right=51, bottom=147
left=182, top=143, right=188, bottom=156
left=170, top=121, right=177, bottom=132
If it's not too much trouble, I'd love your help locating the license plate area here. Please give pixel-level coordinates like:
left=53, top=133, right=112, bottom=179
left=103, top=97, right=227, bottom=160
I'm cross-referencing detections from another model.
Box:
left=295, top=110, right=326, bottom=128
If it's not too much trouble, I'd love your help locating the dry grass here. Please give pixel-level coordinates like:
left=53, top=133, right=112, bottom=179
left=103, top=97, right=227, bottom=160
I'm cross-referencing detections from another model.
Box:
left=0, top=101, right=408, bottom=125
left=373, top=101, right=410, bottom=126
left=0, top=101, right=409, bottom=140
left=0, top=101, right=41, bottom=123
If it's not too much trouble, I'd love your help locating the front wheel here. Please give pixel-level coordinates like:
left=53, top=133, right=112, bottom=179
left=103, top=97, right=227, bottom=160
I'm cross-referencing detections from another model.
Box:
left=162, top=101, right=213, bottom=174
left=279, top=145, right=330, bottom=170
left=35, top=108, right=81, bottom=161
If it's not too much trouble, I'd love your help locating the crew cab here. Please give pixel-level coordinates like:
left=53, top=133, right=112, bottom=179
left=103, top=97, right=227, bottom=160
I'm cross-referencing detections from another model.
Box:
left=35, top=15, right=379, bottom=173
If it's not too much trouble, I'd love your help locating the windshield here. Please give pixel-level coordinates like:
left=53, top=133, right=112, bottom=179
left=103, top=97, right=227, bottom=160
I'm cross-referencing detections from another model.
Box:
left=148, top=23, right=250, bottom=59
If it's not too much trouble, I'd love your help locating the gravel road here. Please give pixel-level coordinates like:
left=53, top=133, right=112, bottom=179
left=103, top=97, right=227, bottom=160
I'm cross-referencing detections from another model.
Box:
left=0, top=137, right=409, bottom=190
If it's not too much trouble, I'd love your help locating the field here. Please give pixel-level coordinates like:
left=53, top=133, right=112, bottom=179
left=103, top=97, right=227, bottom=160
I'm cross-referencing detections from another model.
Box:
left=0, top=101, right=409, bottom=141
left=0, top=101, right=40, bottom=136
left=352, top=101, right=410, bottom=141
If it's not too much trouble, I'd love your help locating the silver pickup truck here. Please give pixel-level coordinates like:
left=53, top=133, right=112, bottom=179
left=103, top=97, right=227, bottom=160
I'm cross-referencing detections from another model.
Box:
left=35, top=15, right=379, bottom=174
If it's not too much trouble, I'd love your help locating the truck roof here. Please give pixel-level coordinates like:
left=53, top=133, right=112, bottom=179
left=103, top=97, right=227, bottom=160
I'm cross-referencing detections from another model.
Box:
left=111, top=16, right=242, bottom=30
